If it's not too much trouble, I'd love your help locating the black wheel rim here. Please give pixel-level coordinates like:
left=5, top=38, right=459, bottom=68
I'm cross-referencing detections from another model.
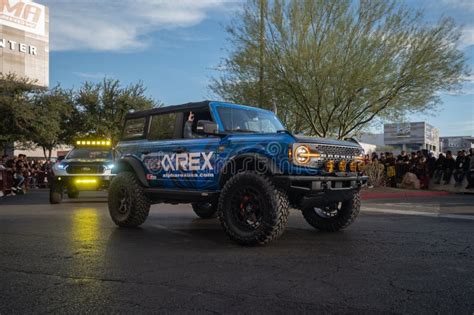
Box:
left=313, top=202, right=341, bottom=219
left=117, top=187, right=132, bottom=215
left=230, top=186, right=263, bottom=230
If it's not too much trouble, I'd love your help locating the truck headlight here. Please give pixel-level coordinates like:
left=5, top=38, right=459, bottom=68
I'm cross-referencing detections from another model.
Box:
left=55, top=163, right=67, bottom=170
left=295, top=145, right=310, bottom=164
left=105, top=163, right=115, bottom=170
left=292, top=144, right=320, bottom=166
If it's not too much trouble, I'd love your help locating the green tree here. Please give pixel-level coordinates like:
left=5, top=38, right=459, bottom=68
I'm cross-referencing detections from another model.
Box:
left=210, top=0, right=470, bottom=138
left=29, top=86, right=74, bottom=159
left=0, top=73, right=43, bottom=143
left=73, top=78, right=159, bottom=144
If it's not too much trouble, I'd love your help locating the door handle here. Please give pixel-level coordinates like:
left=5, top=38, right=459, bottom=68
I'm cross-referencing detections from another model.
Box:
left=174, top=147, right=186, bottom=153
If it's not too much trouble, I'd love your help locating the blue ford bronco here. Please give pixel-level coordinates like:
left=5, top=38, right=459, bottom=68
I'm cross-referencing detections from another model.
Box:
left=108, top=101, right=368, bottom=245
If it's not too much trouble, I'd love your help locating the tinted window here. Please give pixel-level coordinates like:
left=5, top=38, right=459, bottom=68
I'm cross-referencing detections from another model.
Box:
left=123, top=117, right=146, bottom=139
left=148, top=113, right=178, bottom=140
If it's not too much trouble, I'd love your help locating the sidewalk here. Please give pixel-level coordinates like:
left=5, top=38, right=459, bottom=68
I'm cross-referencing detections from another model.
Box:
left=361, top=187, right=452, bottom=200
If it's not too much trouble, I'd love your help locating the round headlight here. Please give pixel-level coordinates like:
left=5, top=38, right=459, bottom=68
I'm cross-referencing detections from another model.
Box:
left=295, top=145, right=310, bottom=164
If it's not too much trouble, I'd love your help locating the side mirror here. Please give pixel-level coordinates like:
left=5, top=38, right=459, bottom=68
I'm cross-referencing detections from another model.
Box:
left=196, top=120, right=219, bottom=135
left=57, top=155, right=65, bottom=161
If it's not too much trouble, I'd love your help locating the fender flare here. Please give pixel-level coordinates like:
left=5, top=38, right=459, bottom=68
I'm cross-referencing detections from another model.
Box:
left=218, top=152, right=283, bottom=187
left=114, top=157, right=149, bottom=187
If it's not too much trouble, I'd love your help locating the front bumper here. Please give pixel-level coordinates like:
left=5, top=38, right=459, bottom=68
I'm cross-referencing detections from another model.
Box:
left=274, top=174, right=368, bottom=206
left=52, top=175, right=114, bottom=190
left=275, top=175, right=368, bottom=193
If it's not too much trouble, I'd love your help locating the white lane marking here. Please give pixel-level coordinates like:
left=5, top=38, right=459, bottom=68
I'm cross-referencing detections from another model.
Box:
left=362, top=208, right=474, bottom=221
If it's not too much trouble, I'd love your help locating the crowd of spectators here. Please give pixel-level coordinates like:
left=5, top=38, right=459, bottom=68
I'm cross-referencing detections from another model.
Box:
left=364, top=148, right=474, bottom=189
left=0, top=154, right=53, bottom=196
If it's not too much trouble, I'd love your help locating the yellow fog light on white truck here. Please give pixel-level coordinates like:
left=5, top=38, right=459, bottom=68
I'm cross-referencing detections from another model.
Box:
left=75, top=178, right=97, bottom=184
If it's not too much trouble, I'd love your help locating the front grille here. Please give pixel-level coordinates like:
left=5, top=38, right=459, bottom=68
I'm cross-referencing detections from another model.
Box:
left=315, top=144, right=362, bottom=159
left=311, top=145, right=362, bottom=168
left=66, top=164, right=105, bottom=174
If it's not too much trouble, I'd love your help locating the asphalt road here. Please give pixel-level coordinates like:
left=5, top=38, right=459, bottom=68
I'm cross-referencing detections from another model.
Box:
left=0, top=190, right=473, bottom=314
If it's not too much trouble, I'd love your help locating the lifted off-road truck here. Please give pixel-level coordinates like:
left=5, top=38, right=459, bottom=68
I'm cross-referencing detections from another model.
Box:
left=50, top=140, right=115, bottom=204
left=108, top=101, right=368, bottom=245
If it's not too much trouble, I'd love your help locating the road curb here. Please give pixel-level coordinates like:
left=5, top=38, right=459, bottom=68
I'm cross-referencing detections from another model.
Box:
left=361, top=190, right=452, bottom=200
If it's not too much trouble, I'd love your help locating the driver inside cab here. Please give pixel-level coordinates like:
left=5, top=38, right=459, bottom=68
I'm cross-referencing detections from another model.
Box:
left=184, top=111, right=204, bottom=139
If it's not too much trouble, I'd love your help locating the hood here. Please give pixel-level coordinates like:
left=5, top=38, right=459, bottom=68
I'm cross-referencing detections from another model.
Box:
left=294, top=135, right=361, bottom=148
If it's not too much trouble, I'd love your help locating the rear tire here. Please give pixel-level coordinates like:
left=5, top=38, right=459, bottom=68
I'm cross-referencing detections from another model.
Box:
left=49, top=182, right=63, bottom=204
left=302, top=192, right=360, bottom=232
left=108, top=172, right=150, bottom=227
left=192, top=202, right=217, bottom=219
left=218, top=172, right=289, bottom=246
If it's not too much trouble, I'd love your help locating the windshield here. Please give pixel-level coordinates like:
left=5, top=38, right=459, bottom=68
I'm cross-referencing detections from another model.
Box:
left=217, top=106, right=285, bottom=133
left=67, top=148, right=112, bottom=160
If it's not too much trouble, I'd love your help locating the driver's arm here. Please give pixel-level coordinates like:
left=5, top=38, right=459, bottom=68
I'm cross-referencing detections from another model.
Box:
left=183, top=112, right=194, bottom=139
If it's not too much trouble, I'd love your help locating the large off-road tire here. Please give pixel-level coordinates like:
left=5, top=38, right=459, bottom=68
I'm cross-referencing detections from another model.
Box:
left=108, top=172, right=150, bottom=227
left=49, top=182, right=63, bottom=204
left=217, top=171, right=290, bottom=246
left=301, top=192, right=361, bottom=232
left=67, top=188, right=79, bottom=199
left=192, top=202, right=217, bottom=219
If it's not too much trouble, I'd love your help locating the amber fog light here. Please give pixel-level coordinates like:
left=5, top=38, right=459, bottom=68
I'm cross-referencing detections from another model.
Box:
left=338, top=160, right=347, bottom=172
left=357, top=161, right=365, bottom=172
left=349, top=161, right=357, bottom=172
left=326, top=160, right=335, bottom=173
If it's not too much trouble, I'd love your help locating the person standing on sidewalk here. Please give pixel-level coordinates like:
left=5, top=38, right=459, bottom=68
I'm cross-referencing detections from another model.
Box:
left=416, top=151, right=429, bottom=189
left=466, top=149, right=474, bottom=189
left=453, top=151, right=468, bottom=187
left=385, top=152, right=397, bottom=187
left=433, top=153, right=445, bottom=184
left=396, top=151, right=409, bottom=184
left=442, top=151, right=456, bottom=185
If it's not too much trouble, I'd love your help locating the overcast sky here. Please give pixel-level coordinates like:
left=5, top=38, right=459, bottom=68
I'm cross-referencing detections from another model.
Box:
left=42, top=0, right=473, bottom=137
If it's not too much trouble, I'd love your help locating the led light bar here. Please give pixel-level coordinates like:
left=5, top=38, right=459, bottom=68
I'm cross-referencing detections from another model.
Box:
left=75, top=140, right=111, bottom=146
left=75, top=179, right=98, bottom=184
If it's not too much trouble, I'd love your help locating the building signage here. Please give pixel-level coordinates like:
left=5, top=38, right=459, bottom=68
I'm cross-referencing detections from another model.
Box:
left=447, top=138, right=462, bottom=148
left=0, top=0, right=46, bottom=36
left=0, top=37, right=36, bottom=54
left=0, top=0, right=49, bottom=87
left=395, top=123, right=411, bottom=137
